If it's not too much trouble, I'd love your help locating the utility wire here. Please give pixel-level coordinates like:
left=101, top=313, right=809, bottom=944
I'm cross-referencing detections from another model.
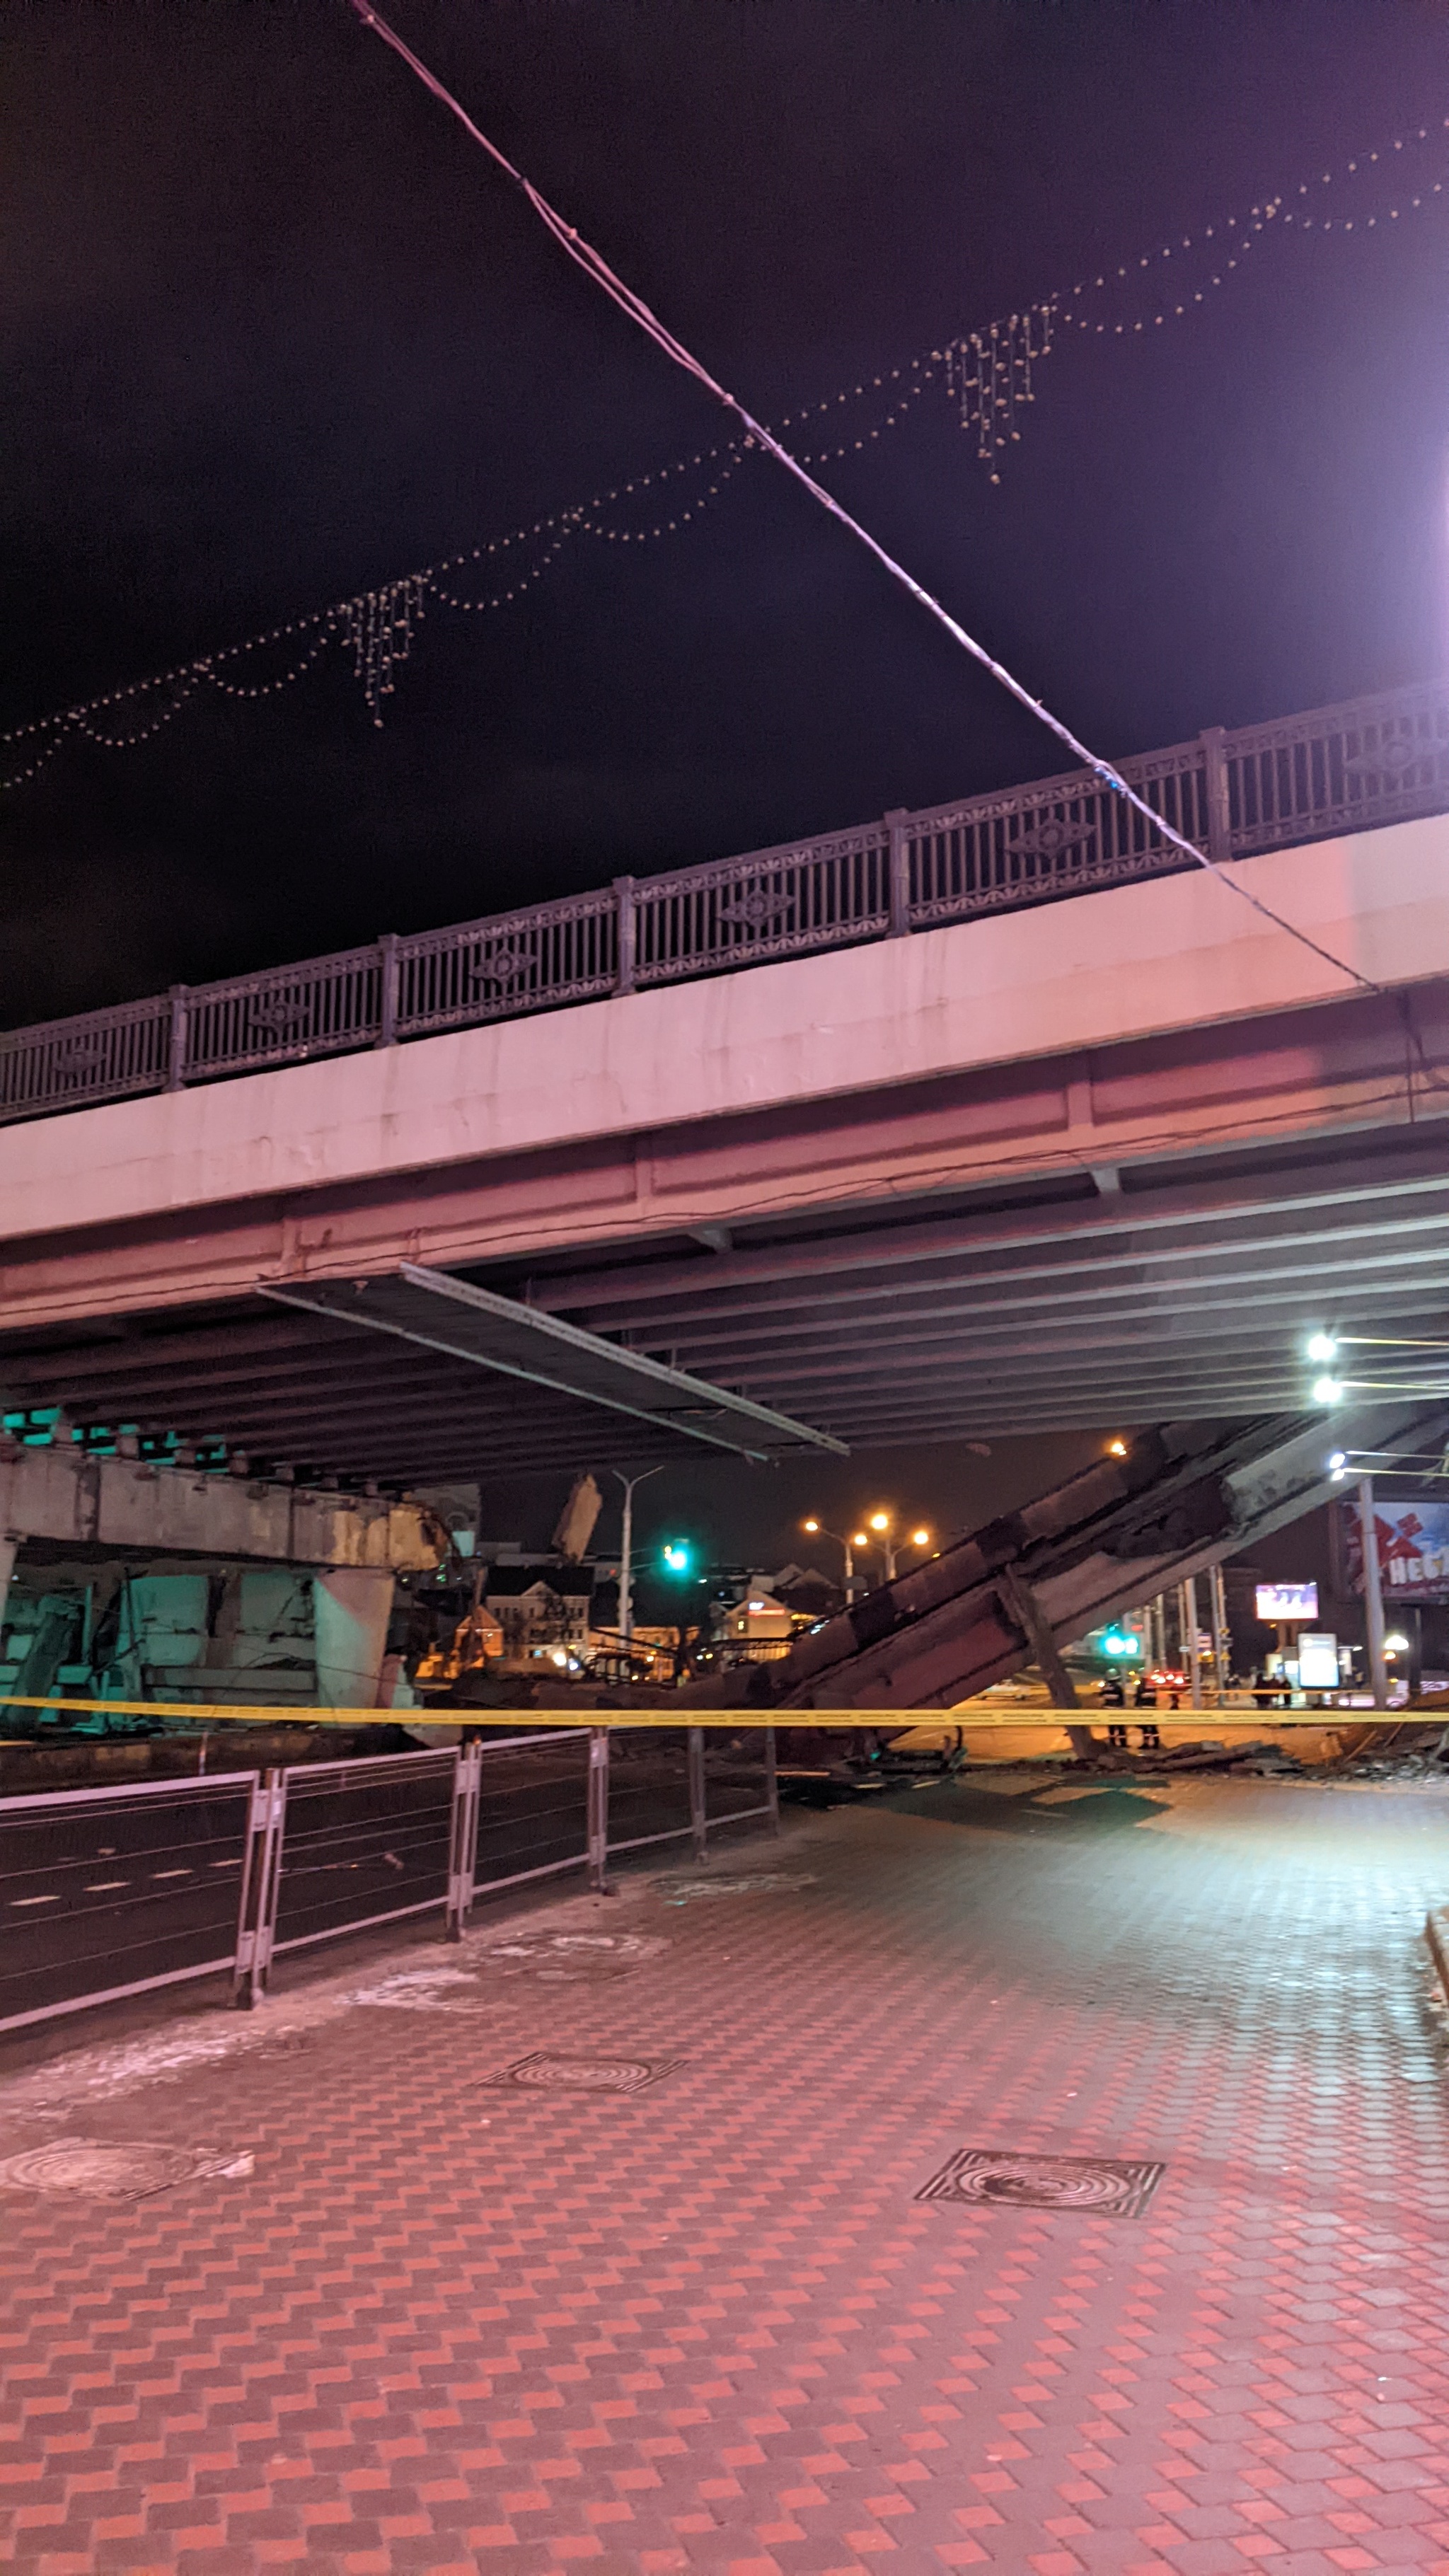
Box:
left=347, top=0, right=1378, bottom=1000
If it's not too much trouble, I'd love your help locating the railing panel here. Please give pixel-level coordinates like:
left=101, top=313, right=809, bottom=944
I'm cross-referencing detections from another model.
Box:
left=0, top=1772, right=258, bottom=2033
left=183, top=945, right=382, bottom=1080
left=632, top=828, right=891, bottom=983
left=271, top=1747, right=457, bottom=1954
left=603, top=1726, right=695, bottom=1856
left=0, top=994, right=171, bottom=1123
left=5, top=678, right=1449, bottom=1128
left=907, top=739, right=1205, bottom=929
left=471, top=1729, right=592, bottom=1893
left=397, top=893, right=617, bottom=1036
left=703, top=1728, right=776, bottom=1833
left=1225, top=682, right=1449, bottom=853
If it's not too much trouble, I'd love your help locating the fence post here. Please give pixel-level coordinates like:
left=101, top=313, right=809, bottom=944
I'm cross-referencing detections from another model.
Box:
left=166, top=985, right=190, bottom=1092
left=376, top=932, right=400, bottom=1047
left=446, top=1742, right=482, bottom=1939
left=886, top=810, right=912, bottom=936
left=688, top=1726, right=707, bottom=1861
left=764, top=1724, right=780, bottom=1834
left=613, top=876, right=637, bottom=995
left=588, top=1728, right=611, bottom=1890
left=1199, top=727, right=1231, bottom=862
left=232, top=1767, right=286, bottom=2009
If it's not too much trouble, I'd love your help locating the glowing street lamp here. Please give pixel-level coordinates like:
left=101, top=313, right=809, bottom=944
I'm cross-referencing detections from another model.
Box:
left=1305, top=1333, right=1339, bottom=1365
left=864, top=1510, right=932, bottom=1584
left=1312, top=1377, right=1345, bottom=1407
left=802, top=1517, right=862, bottom=1600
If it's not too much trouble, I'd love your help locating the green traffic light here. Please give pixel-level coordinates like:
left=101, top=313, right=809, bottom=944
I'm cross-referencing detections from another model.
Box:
left=661, top=1541, right=692, bottom=1574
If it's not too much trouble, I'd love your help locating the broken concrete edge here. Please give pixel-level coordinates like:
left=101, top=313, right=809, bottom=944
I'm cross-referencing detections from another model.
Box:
left=1427, top=1907, right=1449, bottom=2006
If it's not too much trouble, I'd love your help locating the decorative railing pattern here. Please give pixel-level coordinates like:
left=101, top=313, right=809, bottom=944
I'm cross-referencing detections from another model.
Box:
left=4, top=678, right=1447, bottom=1126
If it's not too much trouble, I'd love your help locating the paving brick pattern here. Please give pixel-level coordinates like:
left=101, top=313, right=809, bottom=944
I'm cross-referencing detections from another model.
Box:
left=1, top=1774, right=1448, bottom=2574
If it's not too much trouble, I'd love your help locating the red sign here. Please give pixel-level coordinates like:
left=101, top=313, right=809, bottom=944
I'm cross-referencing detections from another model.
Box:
left=1341, top=1498, right=1449, bottom=1604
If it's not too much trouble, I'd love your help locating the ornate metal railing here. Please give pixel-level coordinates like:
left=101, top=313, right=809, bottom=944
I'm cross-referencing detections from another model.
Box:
left=4, top=677, right=1447, bottom=1126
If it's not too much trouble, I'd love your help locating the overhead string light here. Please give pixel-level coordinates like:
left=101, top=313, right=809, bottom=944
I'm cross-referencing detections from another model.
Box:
left=4, top=108, right=1445, bottom=787
left=944, top=309, right=1056, bottom=476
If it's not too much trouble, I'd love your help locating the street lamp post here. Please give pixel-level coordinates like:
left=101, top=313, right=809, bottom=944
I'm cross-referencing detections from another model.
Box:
left=615, top=1465, right=666, bottom=1646
left=1356, top=1474, right=1390, bottom=1709
left=867, top=1511, right=933, bottom=1586
left=802, top=1518, right=861, bottom=1603
left=805, top=1513, right=933, bottom=1599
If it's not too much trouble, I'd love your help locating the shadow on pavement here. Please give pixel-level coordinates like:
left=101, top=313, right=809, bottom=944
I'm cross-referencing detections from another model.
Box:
left=883, top=1778, right=1173, bottom=1835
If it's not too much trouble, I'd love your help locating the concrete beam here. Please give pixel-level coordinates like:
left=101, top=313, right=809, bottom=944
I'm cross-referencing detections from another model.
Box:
left=0, top=1441, right=441, bottom=1571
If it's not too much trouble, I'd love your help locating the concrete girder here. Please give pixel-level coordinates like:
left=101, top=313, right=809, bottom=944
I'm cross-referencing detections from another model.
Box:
left=0, top=1440, right=443, bottom=1571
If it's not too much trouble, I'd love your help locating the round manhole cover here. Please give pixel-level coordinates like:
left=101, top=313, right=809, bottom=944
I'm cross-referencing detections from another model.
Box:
left=917, top=2147, right=1163, bottom=2217
left=513, top=2056, right=652, bottom=2091
left=0, top=2138, right=214, bottom=2200
left=961, top=2156, right=1133, bottom=2209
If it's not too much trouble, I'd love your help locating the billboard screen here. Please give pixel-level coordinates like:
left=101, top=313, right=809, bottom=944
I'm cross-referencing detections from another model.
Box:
left=1254, top=1581, right=1318, bottom=1622
left=1341, top=1498, right=1449, bottom=1604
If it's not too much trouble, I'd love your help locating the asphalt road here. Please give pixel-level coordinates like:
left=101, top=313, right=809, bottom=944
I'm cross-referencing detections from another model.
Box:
left=0, top=1734, right=774, bottom=2027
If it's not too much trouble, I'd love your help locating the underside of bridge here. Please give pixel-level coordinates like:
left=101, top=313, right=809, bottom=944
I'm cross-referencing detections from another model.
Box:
left=4, top=1094, right=1449, bottom=1484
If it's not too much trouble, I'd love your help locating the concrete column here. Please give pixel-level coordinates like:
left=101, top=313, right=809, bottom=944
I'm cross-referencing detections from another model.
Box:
left=313, top=1569, right=396, bottom=1709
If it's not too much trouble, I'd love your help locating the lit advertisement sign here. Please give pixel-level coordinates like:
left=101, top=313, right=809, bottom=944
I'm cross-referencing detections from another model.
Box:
left=1342, top=1498, right=1449, bottom=1604
left=1254, top=1581, right=1318, bottom=1622
left=1296, top=1631, right=1340, bottom=1689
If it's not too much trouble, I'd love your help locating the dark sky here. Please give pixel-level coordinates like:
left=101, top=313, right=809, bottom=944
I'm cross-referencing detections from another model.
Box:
left=2, top=0, right=1446, bottom=1029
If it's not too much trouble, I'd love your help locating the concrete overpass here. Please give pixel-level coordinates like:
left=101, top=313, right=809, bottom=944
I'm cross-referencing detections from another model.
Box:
left=4, top=682, right=1449, bottom=1483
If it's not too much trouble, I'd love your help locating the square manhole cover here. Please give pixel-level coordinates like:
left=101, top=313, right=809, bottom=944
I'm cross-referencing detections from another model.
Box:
left=917, top=2148, right=1163, bottom=2217
left=482, top=2052, right=683, bottom=2096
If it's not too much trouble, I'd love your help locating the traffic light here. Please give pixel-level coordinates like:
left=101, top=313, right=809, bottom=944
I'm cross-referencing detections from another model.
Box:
left=660, top=1540, right=693, bottom=1576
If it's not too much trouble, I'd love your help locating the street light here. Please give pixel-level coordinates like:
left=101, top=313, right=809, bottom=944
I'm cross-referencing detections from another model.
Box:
left=865, top=1510, right=933, bottom=1585
left=1312, top=1377, right=1344, bottom=1407
left=613, top=1465, right=666, bottom=1644
left=1306, top=1333, right=1339, bottom=1365
left=802, top=1517, right=861, bottom=1602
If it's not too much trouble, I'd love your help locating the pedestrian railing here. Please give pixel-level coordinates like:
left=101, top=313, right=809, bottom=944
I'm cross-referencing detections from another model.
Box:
left=0, top=1770, right=260, bottom=2033
left=4, top=677, right=1446, bottom=1126
left=0, top=1726, right=780, bottom=2031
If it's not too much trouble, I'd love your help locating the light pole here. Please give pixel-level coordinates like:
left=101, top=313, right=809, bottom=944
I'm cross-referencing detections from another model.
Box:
left=802, top=1518, right=862, bottom=1603
left=615, top=1465, right=666, bottom=1645
left=1356, top=1474, right=1390, bottom=1708
left=867, top=1511, right=932, bottom=1586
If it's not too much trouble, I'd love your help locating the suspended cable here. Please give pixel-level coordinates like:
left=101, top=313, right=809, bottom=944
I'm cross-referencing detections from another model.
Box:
left=346, top=0, right=1379, bottom=996
left=3, top=80, right=1443, bottom=785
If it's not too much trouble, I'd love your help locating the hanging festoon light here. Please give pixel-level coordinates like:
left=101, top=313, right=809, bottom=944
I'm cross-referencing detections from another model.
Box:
left=4, top=98, right=1446, bottom=788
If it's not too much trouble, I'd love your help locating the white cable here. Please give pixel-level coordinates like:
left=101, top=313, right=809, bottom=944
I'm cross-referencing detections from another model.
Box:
left=347, top=0, right=1377, bottom=998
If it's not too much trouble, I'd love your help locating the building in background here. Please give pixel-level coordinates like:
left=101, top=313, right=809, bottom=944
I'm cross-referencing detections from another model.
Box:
left=483, top=1561, right=597, bottom=1666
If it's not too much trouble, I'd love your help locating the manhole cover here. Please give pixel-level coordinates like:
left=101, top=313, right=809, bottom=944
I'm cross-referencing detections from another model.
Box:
left=0, top=2138, right=253, bottom=2201
left=483, top=2052, right=682, bottom=2096
left=654, top=1872, right=816, bottom=1904
left=917, top=2149, right=1164, bottom=2218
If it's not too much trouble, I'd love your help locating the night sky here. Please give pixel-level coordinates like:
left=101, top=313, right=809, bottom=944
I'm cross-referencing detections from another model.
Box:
left=3, top=0, right=1446, bottom=1032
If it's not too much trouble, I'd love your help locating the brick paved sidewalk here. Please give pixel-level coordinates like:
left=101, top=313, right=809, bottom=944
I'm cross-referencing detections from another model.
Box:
left=1, top=1774, right=1448, bottom=2575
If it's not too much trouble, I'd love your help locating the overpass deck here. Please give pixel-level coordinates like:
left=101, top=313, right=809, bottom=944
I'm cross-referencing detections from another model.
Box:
left=4, top=682, right=1449, bottom=1479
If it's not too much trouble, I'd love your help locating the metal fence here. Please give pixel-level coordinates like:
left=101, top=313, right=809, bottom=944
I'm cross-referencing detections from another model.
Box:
left=0, top=1726, right=780, bottom=2030
left=4, top=677, right=1447, bottom=1126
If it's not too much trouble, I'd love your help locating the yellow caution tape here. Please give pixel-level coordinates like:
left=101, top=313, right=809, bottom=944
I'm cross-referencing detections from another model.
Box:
left=0, top=1692, right=1414, bottom=1731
